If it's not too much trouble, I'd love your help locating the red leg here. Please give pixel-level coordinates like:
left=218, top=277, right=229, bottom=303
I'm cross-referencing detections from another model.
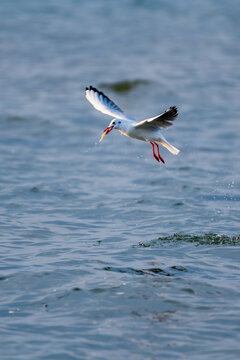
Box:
left=154, top=142, right=165, bottom=164
left=150, top=142, right=160, bottom=162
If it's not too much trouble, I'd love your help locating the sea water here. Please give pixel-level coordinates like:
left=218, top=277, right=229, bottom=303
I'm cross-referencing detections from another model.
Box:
left=0, top=1, right=240, bottom=359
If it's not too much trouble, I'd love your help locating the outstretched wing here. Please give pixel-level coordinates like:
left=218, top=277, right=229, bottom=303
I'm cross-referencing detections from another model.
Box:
left=85, top=86, right=135, bottom=121
left=134, top=106, right=178, bottom=129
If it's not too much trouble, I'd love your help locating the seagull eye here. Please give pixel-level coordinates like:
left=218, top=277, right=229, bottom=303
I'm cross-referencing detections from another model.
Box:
left=118, top=121, right=121, bottom=124
left=112, top=122, right=115, bottom=125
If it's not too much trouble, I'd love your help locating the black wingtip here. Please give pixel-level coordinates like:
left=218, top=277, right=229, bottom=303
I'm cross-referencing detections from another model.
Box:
left=91, top=86, right=98, bottom=92
left=85, top=85, right=123, bottom=114
left=86, top=85, right=95, bottom=91
left=169, top=106, right=178, bottom=116
left=86, top=85, right=98, bottom=92
left=86, top=86, right=112, bottom=102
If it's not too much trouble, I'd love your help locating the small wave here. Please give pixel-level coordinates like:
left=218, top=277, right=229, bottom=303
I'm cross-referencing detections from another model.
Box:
left=104, top=266, right=172, bottom=277
left=201, top=195, right=240, bottom=202
left=138, top=233, right=240, bottom=247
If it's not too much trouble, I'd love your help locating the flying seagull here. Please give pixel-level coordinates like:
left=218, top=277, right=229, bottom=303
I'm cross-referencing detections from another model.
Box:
left=85, top=86, right=180, bottom=163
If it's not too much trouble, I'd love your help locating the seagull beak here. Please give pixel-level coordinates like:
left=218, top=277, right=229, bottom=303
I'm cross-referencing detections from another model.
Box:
left=99, top=126, right=114, bottom=142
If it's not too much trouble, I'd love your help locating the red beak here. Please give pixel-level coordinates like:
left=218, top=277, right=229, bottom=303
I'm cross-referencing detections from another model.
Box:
left=99, top=126, right=114, bottom=142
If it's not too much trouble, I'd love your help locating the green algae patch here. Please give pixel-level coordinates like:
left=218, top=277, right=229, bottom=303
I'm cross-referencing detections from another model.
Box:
left=138, top=233, right=240, bottom=247
left=99, top=79, right=151, bottom=93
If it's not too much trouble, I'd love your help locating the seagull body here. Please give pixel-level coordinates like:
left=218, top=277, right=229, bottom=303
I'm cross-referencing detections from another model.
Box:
left=85, top=86, right=180, bottom=163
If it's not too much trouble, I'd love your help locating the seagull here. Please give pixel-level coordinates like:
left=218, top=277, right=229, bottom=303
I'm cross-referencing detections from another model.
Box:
left=85, top=86, right=180, bottom=163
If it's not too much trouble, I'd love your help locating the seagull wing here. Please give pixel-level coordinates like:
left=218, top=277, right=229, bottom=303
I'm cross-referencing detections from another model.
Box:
left=134, top=106, right=178, bottom=129
left=85, top=86, right=135, bottom=121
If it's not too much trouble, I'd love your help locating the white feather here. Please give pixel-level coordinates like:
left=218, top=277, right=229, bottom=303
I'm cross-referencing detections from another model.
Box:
left=85, top=86, right=135, bottom=121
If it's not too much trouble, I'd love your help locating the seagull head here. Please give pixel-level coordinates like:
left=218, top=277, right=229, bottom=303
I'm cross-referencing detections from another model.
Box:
left=99, top=119, right=123, bottom=142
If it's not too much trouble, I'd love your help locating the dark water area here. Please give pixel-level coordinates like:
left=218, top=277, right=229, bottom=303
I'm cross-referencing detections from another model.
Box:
left=0, top=0, right=240, bottom=359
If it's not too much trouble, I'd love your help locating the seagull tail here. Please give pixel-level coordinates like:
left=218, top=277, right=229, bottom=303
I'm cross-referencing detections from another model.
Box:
left=158, top=139, right=180, bottom=155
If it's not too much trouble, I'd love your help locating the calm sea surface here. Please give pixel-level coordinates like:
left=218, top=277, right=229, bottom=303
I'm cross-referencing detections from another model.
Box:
left=0, top=1, right=240, bottom=359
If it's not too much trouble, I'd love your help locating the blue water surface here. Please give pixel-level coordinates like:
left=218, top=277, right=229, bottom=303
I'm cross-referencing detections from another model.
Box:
left=0, top=0, right=240, bottom=359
